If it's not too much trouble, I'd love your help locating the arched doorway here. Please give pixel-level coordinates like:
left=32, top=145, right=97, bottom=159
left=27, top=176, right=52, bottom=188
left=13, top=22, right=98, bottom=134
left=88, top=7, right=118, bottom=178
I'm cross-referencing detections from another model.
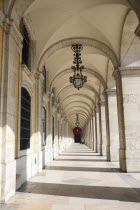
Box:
left=73, top=127, right=82, bottom=143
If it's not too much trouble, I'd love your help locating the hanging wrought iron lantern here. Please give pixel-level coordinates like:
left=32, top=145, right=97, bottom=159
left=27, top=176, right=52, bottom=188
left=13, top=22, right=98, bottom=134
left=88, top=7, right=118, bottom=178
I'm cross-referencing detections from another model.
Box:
left=69, top=44, right=87, bottom=90
left=75, top=114, right=80, bottom=127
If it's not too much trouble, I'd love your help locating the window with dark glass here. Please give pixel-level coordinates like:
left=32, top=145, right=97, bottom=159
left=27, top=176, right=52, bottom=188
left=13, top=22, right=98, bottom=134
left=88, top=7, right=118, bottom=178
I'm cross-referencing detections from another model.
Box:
left=42, top=107, right=46, bottom=146
left=52, top=115, right=54, bottom=144
left=21, top=24, right=30, bottom=69
left=20, top=87, right=31, bottom=150
left=42, top=66, right=47, bottom=94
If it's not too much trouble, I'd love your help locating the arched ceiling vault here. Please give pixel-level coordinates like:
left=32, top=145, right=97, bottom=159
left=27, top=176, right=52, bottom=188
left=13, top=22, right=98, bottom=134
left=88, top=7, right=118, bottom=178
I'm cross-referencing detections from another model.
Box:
left=60, top=94, right=95, bottom=107
left=56, top=85, right=99, bottom=103
left=68, top=113, right=88, bottom=128
left=68, top=114, right=87, bottom=121
left=68, top=112, right=88, bottom=120
left=66, top=106, right=91, bottom=117
left=50, top=68, right=107, bottom=91
left=39, top=38, right=119, bottom=69
left=64, top=101, right=93, bottom=113
left=7, top=0, right=140, bottom=129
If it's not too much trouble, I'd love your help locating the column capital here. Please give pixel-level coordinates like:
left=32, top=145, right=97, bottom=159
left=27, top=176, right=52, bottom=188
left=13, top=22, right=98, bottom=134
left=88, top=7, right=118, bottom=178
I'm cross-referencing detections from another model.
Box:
left=35, top=70, right=43, bottom=80
left=112, top=68, right=121, bottom=80
left=106, top=88, right=116, bottom=96
left=99, top=100, right=105, bottom=106
left=102, top=90, right=108, bottom=98
left=47, top=91, right=53, bottom=99
left=3, top=18, right=23, bottom=50
left=90, top=114, right=93, bottom=120
left=3, top=17, right=12, bottom=33
left=119, top=67, right=140, bottom=76
left=113, top=67, right=140, bottom=79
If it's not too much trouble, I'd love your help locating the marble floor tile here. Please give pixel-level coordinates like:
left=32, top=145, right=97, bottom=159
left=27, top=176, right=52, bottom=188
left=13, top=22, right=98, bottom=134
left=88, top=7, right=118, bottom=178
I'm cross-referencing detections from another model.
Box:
left=1, top=144, right=140, bottom=210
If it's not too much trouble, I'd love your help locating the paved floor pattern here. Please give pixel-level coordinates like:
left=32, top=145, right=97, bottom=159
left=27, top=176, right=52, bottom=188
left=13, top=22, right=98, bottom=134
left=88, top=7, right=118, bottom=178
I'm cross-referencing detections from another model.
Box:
left=1, top=144, right=140, bottom=210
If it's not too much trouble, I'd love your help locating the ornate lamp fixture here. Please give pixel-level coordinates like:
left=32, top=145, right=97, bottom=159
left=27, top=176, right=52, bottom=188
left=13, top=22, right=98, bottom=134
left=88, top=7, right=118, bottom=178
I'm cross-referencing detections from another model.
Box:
left=69, top=44, right=87, bottom=90
left=75, top=114, right=80, bottom=127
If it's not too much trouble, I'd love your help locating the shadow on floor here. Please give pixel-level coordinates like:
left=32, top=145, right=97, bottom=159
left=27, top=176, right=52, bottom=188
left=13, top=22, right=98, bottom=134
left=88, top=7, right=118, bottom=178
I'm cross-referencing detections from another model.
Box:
left=66, top=151, right=97, bottom=153
left=60, top=154, right=101, bottom=157
left=17, top=181, right=140, bottom=203
left=54, top=159, right=107, bottom=162
left=44, top=166, right=120, bottom=173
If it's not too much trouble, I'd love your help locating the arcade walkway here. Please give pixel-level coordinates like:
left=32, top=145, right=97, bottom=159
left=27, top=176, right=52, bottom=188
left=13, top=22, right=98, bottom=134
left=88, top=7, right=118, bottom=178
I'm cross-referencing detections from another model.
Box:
left=1, top=144, right=140, bottom=210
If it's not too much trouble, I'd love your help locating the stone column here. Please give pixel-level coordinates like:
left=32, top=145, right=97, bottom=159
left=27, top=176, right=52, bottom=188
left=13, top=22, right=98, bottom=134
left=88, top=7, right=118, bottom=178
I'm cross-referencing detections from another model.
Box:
left=91, top=114, right=94, bottom=150
left=96, top=106, right=100, bottom=153
left=84, top=124, right=87, bottom=145
left=90, top=116, right=94, bottom=150
left=89, top=119, right=92, bottom=148
left=93, top=112, right=97, bottom=152
left=0, top=19, right=23, bottom=203
left=85, top=123, right=88, bottom=146
left=100, top=101, right=106, bottom=156
left=63, top=119, right=66, bottom=150
left=97, top=103, right=103, bottom=156
left=107, top=89, right=119, bottom=162
left=61, top=117, right=65, bottom=151
left=59, top=117, right=63, bottom=153
left=65, top=121, right=69, bottom=148
left=46, top=92, right=52, bottom=163
left=104, top=92, right=111, bottom=161
left=63, top=119, right=68, bottom=151
left=84, top=123, right=87, bottom=146
left=53, top=106, right=58, bottom=159
left=113, top=69, right=126, bottom=172
left=88, top=120, right=91, bottom=147
left=57, top=112, right=61, bottom=154
left=36, top=72, right=44, bottom=171
left=114, top=67, right=140, bottom=172
left=50, top=93, right=55, bottom=161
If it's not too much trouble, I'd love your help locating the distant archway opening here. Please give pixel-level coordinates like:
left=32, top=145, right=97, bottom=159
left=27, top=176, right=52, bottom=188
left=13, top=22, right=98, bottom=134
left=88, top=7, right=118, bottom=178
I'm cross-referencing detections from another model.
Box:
left=73, top=127, right=82, bottom=143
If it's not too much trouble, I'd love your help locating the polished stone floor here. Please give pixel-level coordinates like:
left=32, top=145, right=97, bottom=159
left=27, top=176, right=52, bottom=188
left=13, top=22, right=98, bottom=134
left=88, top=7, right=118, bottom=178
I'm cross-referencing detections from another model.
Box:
left=1, top=144, right=140, bottom=210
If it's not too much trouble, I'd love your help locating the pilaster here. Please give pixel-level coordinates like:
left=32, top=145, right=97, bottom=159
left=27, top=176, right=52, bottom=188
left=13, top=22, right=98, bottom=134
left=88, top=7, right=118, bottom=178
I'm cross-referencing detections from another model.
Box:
left=95, top=105, right=100, bottom=153
left=90, top=115, right=94, bottom=150
left=100, top=100, right=106, bottom=156
left=107, top=89, right=119, bottom=162
left=0, top=17, right=22, bottom=203
left=114, top=67, right=140, bottom=172
left=97, top=102, right=103, bottom=156
left=94, top=107, right=98, bottom=153
left=103, top=91, right=110, bottom=161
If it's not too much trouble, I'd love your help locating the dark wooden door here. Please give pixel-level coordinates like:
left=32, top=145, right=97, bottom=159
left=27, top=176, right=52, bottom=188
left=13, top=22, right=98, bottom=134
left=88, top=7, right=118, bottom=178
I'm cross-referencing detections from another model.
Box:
left=74, top=134, right=81, bottom=143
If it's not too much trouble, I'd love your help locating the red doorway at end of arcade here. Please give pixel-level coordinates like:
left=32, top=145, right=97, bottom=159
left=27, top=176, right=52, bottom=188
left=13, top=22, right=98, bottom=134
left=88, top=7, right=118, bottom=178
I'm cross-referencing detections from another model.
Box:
left=73, top=127, right=82, bottom=143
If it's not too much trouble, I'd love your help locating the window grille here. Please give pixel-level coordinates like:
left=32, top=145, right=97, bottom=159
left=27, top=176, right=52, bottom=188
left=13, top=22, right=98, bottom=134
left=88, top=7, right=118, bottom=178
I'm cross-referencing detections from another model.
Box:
left=20, top=87, right=31, bottom=150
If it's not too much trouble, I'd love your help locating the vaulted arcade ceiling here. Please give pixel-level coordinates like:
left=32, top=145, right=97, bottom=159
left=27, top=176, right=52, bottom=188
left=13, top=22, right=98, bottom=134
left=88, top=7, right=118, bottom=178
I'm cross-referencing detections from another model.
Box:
left=11, top=0, right=136, bottom=128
